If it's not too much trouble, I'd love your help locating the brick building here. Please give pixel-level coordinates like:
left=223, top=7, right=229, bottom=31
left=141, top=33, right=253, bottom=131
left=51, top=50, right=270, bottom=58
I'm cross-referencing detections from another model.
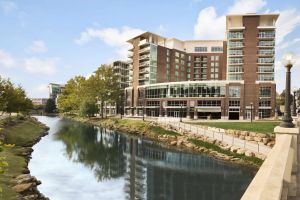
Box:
left=123, top=13, right=279, bottom=120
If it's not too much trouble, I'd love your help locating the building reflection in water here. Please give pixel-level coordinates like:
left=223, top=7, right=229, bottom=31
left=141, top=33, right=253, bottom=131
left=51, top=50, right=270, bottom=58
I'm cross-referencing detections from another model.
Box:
left=55, top=120, right=255, bottom=200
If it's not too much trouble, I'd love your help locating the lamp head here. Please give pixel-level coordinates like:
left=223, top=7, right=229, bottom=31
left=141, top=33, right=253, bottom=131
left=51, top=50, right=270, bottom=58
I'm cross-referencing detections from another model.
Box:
left=282, top=52, right=296, bottom=67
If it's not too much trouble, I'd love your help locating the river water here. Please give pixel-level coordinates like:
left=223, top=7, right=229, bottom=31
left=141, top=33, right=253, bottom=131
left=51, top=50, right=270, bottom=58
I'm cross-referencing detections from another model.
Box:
left=29, top=116, right=256, bottom=200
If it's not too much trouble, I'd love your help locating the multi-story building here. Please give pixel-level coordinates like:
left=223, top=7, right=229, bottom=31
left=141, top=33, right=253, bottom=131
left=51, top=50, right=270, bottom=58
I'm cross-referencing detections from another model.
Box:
left=48, top=83, right=65, bottom=105
left=31, top=98, right=48, bottom=106
left=124, top=13, right=278, bottom=120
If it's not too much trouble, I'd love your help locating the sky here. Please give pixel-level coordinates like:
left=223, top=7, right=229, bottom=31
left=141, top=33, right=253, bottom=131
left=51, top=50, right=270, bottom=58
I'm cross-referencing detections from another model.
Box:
left=0, top=0, right=300, bottom=98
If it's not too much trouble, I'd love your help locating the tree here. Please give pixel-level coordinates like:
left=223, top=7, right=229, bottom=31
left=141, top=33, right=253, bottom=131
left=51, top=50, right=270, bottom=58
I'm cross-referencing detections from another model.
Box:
left=57, top=76, right=86, bottom=113
left=87, top=65, right=122, bottom=118
left=44, top=98, right=56, bottom=113
left=79, top=98, right=99, bottom=117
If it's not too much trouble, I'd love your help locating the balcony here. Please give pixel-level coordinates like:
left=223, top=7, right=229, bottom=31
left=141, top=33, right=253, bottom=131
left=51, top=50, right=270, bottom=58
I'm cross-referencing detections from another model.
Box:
left=257, top=58, right=274, bottom=65
left=139, top=47, right=150, bottom=54
left=139, top=54, right=150, bottom=61
left=228, top=42, right=244, bottom=49
left=139, top=39, right=150, bottom=47
left=139, top=69, right=149, bottom=74
left=258, top=41, right=275, bottom=48
left=228, top=32, right=244, bottom=40
left=127, top=52, right=133, bottom=58
left=257, top=50, right=274, bottom=57
left=139, top=61, right=150, bottom=67
left=258, top=32, right=275, bottom=40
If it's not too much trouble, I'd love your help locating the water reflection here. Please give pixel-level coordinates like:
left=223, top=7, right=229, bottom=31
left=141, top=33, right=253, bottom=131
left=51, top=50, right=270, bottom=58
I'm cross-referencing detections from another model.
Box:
left=53, top=118, right=255, bottom=200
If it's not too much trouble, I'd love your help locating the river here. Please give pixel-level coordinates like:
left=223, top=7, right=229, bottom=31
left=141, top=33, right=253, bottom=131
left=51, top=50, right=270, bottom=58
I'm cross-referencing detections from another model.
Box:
left=28, top=116, right=256, bottom=200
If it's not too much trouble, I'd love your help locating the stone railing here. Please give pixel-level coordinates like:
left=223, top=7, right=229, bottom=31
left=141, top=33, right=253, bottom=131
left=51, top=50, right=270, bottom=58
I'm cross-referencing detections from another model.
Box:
left=241, top=126, right=298, bottom=200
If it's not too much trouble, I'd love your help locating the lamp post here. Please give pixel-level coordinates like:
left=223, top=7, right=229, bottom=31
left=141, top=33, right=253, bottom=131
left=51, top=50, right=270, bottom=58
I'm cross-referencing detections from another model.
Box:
left=292, top=87, right=297, bottom=117
left=180, top=104, right=183, bottom=122
left=280, top=52, right=296, bottom=128
left=250, top=102, right=253, bottom=123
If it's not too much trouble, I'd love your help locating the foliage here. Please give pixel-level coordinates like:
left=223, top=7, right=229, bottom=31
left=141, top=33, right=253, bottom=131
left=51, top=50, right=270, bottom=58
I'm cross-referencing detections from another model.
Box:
left=57, top=65, right=121, bottom=117
left=0, top=76, right=33, bottom=115
left=189, top=121, right=279, bottom=134
left=44, top=98, right=56, bottom=113
left=79, top=98, right=99, bottom=117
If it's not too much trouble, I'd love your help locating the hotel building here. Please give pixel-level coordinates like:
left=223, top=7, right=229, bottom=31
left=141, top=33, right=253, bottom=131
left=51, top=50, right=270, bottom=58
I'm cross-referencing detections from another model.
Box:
left=124, top=13, right=279, bottom=120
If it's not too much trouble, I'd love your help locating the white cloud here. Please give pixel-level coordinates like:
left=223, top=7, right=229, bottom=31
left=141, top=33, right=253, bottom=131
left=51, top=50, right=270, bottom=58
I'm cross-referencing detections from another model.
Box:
left=276, top=9, right=300, bottom=44
left=29, top=83, right=49, bottom=98
left=27, top=40, right=48, bottom=54
left=194, top=7, right=226, bottom=39
left=0, top=1, right=17, bottom=14
left=75, top=26, right=143, bottom=58
left=277, top=38, right=300, bottom=50
left=0, top=49, right=16, bottom=68
left=194, top=0, right=267, bottom=39
left=24, top=57, right=59, bottom=75
left=227, top=0, right=266, bottom=14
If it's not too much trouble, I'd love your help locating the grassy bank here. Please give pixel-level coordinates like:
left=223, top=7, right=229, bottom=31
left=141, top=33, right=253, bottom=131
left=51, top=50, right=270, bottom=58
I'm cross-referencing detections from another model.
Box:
left=188, top=121, right=280, bottom=134
left=188, top=138, right=263, bottom=165
left=65, top=115, right=263, bottom=167
left=0, top=117, right=47, bottom=200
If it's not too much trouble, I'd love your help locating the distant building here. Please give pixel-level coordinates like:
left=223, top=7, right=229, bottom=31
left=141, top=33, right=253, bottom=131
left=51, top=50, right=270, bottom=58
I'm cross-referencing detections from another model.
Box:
left=31, top=98, right=48, bottom=106
left=48, top=83, right=65, bottom=99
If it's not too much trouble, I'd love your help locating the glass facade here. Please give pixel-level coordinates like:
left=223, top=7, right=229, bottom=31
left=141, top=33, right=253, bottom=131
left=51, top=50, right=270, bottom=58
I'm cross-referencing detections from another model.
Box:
left=144, top=83, right=226, bottom=99
left=149, top=44, right=158, bottom=84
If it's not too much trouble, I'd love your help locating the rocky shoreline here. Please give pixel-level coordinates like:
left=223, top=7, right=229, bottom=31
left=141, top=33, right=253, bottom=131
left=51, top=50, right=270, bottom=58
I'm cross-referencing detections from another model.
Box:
left=1, top=117, right=50, bottom=200
left=66, top=116, right=264, bottom=168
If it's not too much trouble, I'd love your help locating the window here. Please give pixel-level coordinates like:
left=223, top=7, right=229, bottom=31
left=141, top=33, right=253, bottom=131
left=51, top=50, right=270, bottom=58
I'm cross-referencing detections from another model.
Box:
left=187, top=62, right=191, bottom=67
left=187, top=68, right=191, bottom=73
left=166, top=64, right=170, bottom=69
left=167, top=49, right=170, bottom=56
left=198, top=100, right=221, bottom=107
left=181, top=54, right=185, bottom=59
left=211, top=46, right=223, bottom=52
left=258, top=74, right=274, bottom=81
left=211, top=62, right=215, bottom=67
left=175, top=52, right=180, bottom=57
left=228, top=66, right=243, bottom=73
left=175, top=65, right=179, bottom=69
left=167, top=101, right=187, bottom=106
left=228, top=74, right=242, bottom=80
left=229, top=86, right=240, bottom=97
left=175, top=71, right=179, bottom=76
left=147, top=101, right=160, bottom=106
left=259, top=100, right=271, bottom=107
left=211, top=68, right=215, bottom=72
left=175, top=58, right=179, bottom=63
left=181, top=60, right=185, bottom=65
left=166, top=57, right=170, bottom=62
left=259, top=87, right=271, bottom=97
left=195, top=47, right=207, bottom=52
left=187, top=74, right=190, bottom=78
left=228, top=31, right=243, bottom=39
left=229, top=100, right=240, bottom=107
left=215, top=62, right=219, bottom=67
left=188, top=55, right=191, bottom=61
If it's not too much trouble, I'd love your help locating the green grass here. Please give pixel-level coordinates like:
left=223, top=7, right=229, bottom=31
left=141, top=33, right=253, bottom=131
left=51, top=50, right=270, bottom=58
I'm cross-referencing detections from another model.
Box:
left=189, top=121, right=280, bottom=134
left=0, top=118, right=46, bottom=200
left=150, top=125, right=179, bottom=136
left=188, top=138, right=263, bottom=166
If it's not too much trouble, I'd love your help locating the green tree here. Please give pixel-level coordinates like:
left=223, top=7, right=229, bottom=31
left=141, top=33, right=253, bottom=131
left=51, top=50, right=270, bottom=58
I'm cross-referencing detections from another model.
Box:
left=87, top=65, right=122, bottom=118
left=79, top=98, right=99, bottom=117
left=57, top=76, right=86, bottom=113
left=44, top=98, right=56, bottom=113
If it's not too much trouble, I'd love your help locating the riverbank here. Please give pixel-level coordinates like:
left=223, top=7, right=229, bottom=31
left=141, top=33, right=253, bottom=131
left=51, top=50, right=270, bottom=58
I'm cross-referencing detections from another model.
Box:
left=0, top=116, right=49, bottom=200
left=64, top=115, right=263, bottom=168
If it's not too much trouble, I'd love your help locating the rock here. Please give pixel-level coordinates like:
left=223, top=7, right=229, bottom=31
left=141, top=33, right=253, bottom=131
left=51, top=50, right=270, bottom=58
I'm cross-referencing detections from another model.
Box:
left=262, top=138, right=269, bottom=144
left=245, top=151, right=254, bottom=157
left=236, top=149, right=246, bottom=154
left=256, top=154, right=267, bottom=160
left=254, top=136, right=262, bottom=142
left=177, top=140, right=183, bottom=146
left=249, top=132, right=257, bottom=137
left=170, top=141, right=177, bottom=146
left=239, top=135, right=245, bottom=140
left=245, top=136, right=254, bottom=141
left=16, top=174, right=31, bottom=181
left=185, top=143, right=194, bottom=148
left=13, top=183, right=34, bottom=193
left=240, top=131, right=249, bottom=136
left=257, top=133, right=267, bottom=138
left=230, top=146, right=239, bottom=153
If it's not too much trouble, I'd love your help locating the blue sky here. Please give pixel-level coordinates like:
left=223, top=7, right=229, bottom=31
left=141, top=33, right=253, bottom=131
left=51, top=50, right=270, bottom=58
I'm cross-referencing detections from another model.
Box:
left=0, top=0, right=300, bottom=98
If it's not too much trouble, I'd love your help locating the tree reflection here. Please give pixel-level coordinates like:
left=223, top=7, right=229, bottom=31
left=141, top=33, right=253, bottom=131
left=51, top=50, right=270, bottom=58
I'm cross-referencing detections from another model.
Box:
left=54, top=120, right=126, bottom=181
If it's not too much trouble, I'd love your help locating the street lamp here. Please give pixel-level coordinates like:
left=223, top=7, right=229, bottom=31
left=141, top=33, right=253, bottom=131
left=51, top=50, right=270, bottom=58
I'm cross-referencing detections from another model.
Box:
left=280, top=52, right=297, bottom=128
left=180, top=104, right=183, bottom=122
left=292, top=87, right=297, bottom=116
left=250, top=102, right=253, bottom=123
